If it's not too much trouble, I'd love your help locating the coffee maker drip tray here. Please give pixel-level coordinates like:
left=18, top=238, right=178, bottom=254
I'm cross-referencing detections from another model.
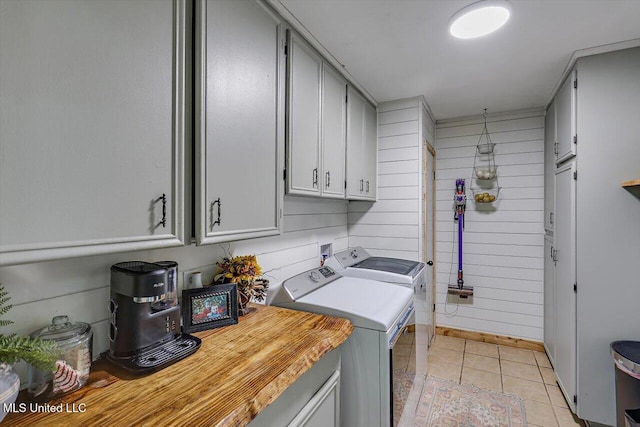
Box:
left=108, top=333, right=201, bottom=374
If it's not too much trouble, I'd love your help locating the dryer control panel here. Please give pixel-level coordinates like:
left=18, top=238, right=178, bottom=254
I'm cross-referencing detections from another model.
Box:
left=333, top=246, right=371, bottom=268
left=281, top=266, right=340, bottom=301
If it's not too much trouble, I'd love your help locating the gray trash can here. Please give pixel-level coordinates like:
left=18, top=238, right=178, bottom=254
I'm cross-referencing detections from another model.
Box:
left=611, top=341, right=640, bottom=427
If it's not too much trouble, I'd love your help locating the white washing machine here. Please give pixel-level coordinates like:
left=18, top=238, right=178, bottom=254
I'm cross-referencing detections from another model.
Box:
left=326, top=247, right=433, bottom=349
left=269, top=266, right=414, bottom=427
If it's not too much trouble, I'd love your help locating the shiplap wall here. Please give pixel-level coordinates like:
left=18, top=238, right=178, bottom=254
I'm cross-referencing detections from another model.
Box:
left=0, top=196, right=347, bottom=382
left=435, top=110, right=545, bottom=341
left=348, top=97, right=434, bottom=262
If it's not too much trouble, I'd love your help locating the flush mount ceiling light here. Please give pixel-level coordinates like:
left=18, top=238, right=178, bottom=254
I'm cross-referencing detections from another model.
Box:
left=449, top=0, right=512, bottom=39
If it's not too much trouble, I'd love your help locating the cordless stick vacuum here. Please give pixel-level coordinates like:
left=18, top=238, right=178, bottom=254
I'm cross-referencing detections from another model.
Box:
left=448, top=179, right=474, bottom=298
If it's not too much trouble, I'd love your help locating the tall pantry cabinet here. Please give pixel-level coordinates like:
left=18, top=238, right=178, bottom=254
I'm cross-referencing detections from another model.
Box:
left=544, top=47, right=640, bottom=426
left=545, top=67, right=578, bottom=413
left=0, top=0, right=187, bottom=266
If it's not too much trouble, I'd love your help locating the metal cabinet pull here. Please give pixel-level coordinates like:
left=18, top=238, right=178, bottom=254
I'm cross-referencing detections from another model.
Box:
left=360, top=179, right=364, bottom=192
left=550, top=212, right=554, bottom=225
left=325, top=171, right=330, bottom=188
left=554, top=141, right=558, bottom=156
left=366, top=180, right=370, bottom=193
left=211, top=198, right=221, bottom=228
left=156, top=193, right=167, bottom=228
left=313, top=168, right=318, bottom=187
left=550, top=245, right=554, bottom=259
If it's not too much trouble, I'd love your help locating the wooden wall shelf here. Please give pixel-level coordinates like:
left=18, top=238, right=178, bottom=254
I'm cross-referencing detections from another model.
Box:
left=622, top=180, right=640, bottom=198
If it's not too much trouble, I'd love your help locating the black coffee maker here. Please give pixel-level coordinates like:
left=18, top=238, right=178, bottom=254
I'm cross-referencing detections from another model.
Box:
left=107, top=261, right=200, bottom=373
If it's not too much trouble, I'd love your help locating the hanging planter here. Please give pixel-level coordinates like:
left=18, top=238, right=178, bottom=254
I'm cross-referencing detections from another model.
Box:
left=470, top=109, right=500, bottom=203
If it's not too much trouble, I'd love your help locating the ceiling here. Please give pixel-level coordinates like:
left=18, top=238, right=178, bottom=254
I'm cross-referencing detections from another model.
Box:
left=271, top=0, right=640, bottom=120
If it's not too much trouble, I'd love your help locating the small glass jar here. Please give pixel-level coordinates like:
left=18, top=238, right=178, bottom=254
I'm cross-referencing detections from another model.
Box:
left=27, top=315, right=93, bottom=401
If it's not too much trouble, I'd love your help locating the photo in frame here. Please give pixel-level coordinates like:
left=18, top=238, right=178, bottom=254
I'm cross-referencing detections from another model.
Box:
left=181, top=283, right=238, bottom=333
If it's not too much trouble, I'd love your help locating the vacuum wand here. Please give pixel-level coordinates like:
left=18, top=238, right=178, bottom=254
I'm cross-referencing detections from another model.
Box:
left=448, top=179, right=474, bottom=298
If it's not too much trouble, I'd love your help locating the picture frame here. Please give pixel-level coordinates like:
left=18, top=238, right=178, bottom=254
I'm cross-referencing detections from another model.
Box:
left=181, top=283, right=238, bottom=333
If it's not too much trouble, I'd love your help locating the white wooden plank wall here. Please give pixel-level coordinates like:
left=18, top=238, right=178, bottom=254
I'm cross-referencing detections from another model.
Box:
left=348, top=99, right=422, bottom=261
left=435, top=110, right=545, bottom=341
left=0, top=196, right=348, bottom=383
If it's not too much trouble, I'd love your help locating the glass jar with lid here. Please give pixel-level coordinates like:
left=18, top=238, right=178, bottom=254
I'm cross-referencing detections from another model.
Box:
left=27, top=315, right=93, bottom=401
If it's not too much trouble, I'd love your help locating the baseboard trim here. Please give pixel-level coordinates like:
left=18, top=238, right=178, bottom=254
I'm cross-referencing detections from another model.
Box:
left=436, top=326, right=545, bottom=352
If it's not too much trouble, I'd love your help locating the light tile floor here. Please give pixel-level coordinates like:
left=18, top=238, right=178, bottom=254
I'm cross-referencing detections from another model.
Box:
left=426, top=335, right=585, bottom=427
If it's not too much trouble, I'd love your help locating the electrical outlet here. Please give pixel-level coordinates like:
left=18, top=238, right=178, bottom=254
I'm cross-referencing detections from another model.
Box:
left=180, top=265, right=217, bottom=297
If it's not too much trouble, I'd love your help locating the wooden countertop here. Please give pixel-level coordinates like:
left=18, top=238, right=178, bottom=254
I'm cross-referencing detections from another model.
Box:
left=3, top=304, right=353, bottom=427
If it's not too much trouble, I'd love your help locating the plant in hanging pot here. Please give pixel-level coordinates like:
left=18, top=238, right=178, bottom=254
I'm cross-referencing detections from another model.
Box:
left=0, top=284, right=58, bottom=421
left=213, top=255, right=269, bottom=315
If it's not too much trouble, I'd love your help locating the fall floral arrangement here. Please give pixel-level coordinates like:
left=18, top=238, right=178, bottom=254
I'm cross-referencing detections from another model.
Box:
left=214, top=255, right=269, bottom=306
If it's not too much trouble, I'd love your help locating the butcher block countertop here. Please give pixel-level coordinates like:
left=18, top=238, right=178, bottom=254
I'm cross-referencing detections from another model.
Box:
left=3, top=304, right=353, bottom=427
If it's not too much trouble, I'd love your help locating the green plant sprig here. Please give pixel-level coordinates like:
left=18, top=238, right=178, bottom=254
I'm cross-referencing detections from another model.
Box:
left=0, top=284, right=59, bottom=371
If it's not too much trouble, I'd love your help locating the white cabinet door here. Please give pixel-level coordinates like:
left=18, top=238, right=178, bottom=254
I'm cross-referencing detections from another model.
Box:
left=543, top=234, right=556, bottom=366
left=554, top=159, right=577, bottom=412
left=0, top=0, right=186, bottom=266
left=346, top=87, right=377, bottom=201
left=346, top=87, right=365, bottom=199
left=555, top=69, right=577, bottom=164
left=544, top=101, right=556, bottom=231
left=287, top=32, right=322, bottom=196
left=363, top=101, right=378, bottom=200
left=195, top=0, right=284, bottom=245
left=321, top=65, right=347, bottom=198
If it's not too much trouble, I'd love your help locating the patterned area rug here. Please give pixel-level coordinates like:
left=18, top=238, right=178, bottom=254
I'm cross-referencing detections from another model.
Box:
left=413, top=376, right=527, bottom=427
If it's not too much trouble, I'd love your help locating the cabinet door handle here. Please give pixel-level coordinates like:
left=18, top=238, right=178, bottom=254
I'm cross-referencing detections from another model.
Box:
left=550, top=245, right=554, bottom=259
left=313, top=168, right=318, bottom=187
left=366, top=180, right=370, bottom=193
left=550, top=212, right=554, bottom=224
left=157, top=193, right=167, bottom=228
left=325, top=171, right=330, bottom=188
left=211, top=198, right=221, bottom=228
left=554, top=141, right=558, bottom=156
left=360, top=179, right=364, bottom=192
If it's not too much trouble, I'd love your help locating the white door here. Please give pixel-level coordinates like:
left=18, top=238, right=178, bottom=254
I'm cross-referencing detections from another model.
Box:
left=195, top=0, right=284, bottom=245
left=424, top=141, right=436, bottom=344
left=0, top=0, right=186, bottom=266
left=287, top=32, right=322, bottom=196
left=320, top=65, right=347, bottom=198
left=554, top=159, right=577, bottom=412
left=544, top=234, right=556, bottom=366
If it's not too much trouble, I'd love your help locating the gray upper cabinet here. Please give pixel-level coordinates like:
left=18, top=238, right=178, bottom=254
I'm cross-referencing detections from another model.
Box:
left=0, top=0, right=187, bottom=266
left=346, top=87, right=377, bottom=201
left=286, top=32, right=346, bottom=199
left=195, top=0, right=285, bottom=245
left=544, top=100, right=556, bottom=231
left=286, top=32, right=322, bottom=196
left=320, top=66, right=347, bottom=199
left=555, top=68, right=577, bottom=164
